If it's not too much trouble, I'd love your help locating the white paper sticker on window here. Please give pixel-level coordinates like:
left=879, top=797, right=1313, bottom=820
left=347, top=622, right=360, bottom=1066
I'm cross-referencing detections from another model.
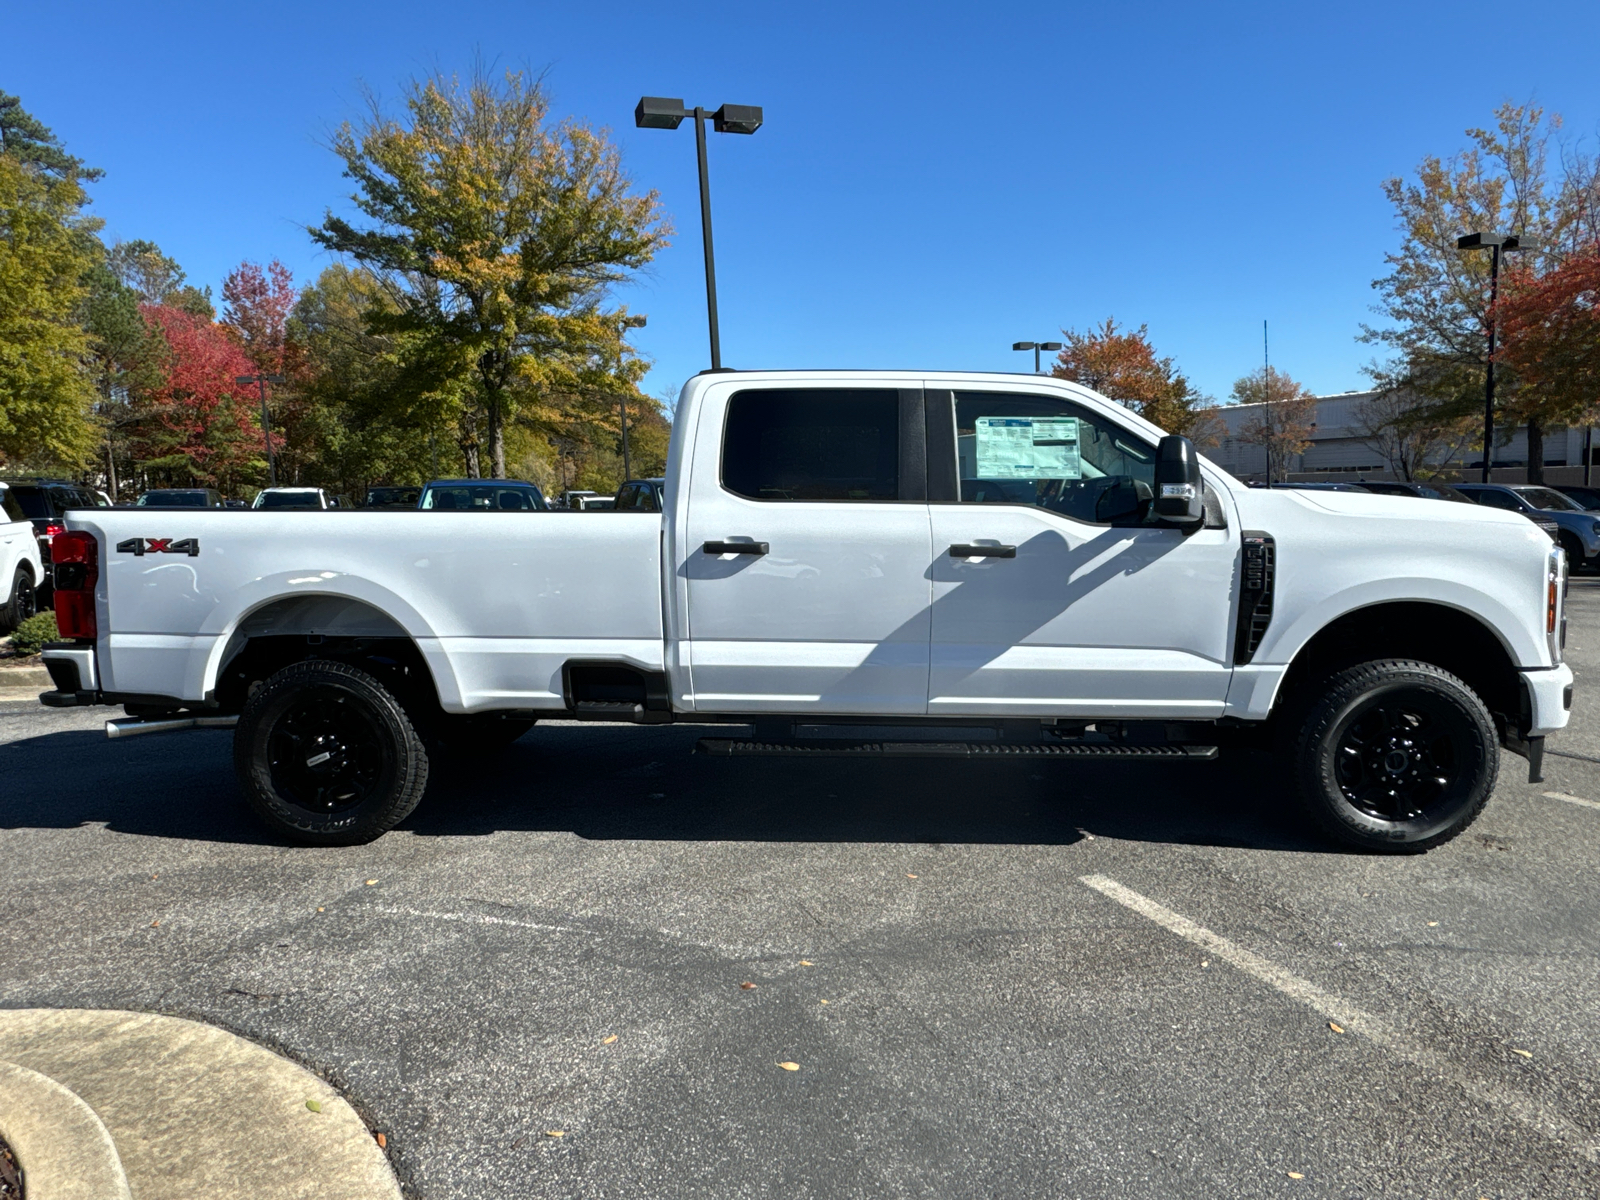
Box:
left=973, top=416, right=1081, bottom=479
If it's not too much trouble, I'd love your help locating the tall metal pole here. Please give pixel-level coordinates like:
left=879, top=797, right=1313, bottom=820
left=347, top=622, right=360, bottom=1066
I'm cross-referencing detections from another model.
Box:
left=1480, top=243, right=1502, bottom=483
left=620, top=395, right=632, bottom=481
left=1263, top=320, right=1271, bottom=484
left=257, top=378, right=277, bottom=487
left=692, top=107, right=722, bottom=371
left=1033, top=345, right=1041, bottom=374
left=1586, top=426, right=1593, bottom=488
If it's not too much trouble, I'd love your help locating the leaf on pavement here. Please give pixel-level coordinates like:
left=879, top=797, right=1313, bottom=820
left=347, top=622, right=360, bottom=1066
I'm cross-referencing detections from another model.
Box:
left=799, top=960, right=813, bottom=966
left=150, top=920, right=159, bottom=927
left=1512, top=1048, right=1533, bottom=1058
left=1328, top=1022, right=1344, bottom=1034
left=306, top=1100, right=322, bottom=1113
left=740, top=981, right=757, bottom=990
left=906, top=873, right=918, bottom=879
left=819, top=999, right=829, bottom=1005
left=602, top=1035, right=618, bottom=1045
left=366, top=879, right=378, bottom=886
left=1287, top=1171, right=1304, bottom=1179
left=1427, top=921, right=1439, bottom=927
left=778, top=1061, right=800, bottom=1071
left=375, top=1132, right=386, bottom=1148
left=545, top=1130, right=564, bottom=1138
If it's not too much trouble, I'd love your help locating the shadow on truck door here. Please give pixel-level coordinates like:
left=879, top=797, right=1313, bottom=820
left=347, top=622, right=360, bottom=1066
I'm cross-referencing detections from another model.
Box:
left=1, top=719, right=1326, bottom=852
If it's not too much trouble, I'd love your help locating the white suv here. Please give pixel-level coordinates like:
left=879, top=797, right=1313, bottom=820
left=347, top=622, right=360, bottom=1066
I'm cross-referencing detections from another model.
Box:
left=0, top=483, right=46, bottom=633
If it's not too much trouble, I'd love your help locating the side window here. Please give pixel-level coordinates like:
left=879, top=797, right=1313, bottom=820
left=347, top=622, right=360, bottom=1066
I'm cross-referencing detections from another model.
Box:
left=1475, top=490, right=1516, bottom=511
left=1, top=490, right=24, bottom=523
left=951, top=391, right=1156, bottom=525
left=618, top=486, right=638, bottom=510
left=722, top=389, right=899, bottom=502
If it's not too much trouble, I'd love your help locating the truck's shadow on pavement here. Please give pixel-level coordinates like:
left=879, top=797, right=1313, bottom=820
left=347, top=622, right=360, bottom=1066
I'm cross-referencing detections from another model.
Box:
left=2, top=721, right=1328, bottom=852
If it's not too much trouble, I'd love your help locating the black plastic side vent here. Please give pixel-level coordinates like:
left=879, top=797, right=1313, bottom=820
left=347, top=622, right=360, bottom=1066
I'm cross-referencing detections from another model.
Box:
left=1234, top=532, right=1275, bottom=665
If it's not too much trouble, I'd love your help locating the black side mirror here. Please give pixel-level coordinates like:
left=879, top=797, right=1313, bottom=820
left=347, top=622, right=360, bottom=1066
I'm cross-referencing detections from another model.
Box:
left=1154, top=435, right=1204, bottom=527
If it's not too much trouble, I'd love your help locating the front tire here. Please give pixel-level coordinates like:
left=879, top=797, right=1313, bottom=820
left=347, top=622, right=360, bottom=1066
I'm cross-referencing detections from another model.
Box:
left=1291, top=659, right=1498, bottom=852
left=233, top=660, right=429, bottom=845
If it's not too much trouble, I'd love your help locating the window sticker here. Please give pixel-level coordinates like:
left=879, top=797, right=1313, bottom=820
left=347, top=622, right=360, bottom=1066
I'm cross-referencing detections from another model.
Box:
left=973, top=416, right=1081, bottom=479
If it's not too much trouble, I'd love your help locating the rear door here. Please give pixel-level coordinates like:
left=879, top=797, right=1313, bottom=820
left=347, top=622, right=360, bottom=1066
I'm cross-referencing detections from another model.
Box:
left=681, top=383, right=932, bottom=714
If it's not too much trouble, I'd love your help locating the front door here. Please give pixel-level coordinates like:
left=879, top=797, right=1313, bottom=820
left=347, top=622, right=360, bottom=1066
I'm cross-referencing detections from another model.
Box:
left=925, top=387, right=1238, bottom=718
left=681, top=384, right=932, bottom=714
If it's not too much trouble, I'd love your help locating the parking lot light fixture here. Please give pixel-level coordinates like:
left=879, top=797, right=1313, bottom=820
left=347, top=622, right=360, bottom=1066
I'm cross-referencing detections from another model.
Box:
left=635, top=96, right=763, bottom=371
left=1457, top=232, right=1536, bottom=482
left=1012, top=340, right=1064, bottom=374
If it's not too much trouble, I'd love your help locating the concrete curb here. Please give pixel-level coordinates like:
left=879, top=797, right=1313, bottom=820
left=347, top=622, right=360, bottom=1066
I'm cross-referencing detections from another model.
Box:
left=0, top=1060, right=132, bottom=1200
left=0, top=1010, right=400, bottom=1200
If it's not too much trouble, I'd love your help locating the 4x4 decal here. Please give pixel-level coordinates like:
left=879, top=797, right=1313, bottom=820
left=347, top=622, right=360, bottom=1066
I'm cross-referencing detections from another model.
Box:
left=116, top=537, right=200, bottom=557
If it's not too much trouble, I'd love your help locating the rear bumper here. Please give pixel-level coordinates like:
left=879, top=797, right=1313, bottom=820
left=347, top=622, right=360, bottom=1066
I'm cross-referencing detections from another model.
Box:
left=1523, top=664, right=1574, bottom=736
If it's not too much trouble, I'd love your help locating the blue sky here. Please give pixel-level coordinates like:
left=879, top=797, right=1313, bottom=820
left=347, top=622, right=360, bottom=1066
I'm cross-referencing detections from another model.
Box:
left=6, top=1, right=1598, bottom=406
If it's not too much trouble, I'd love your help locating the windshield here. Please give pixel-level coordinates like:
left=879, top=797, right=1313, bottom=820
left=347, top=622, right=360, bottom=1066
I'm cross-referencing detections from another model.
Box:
left=1517, top=487, right=1584, bottom=512
left=139, top=491, right=207, bottom=506
left=256, top=491, right=323, bottom=509
left=422, top=485, right=545, bottom=511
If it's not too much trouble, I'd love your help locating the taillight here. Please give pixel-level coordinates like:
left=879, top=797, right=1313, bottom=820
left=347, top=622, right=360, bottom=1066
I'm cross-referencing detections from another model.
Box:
left=52, top=531, right=98, bottom=640
left=44, top=522, right=65, bottom=538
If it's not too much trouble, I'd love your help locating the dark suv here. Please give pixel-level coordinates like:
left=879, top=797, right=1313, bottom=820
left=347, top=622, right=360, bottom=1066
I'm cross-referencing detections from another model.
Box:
left=5, top=480, right=110, bottom=573
left=363, top=486, right=422, bottom=510
left=1455, top=483, right=1599, bottom=568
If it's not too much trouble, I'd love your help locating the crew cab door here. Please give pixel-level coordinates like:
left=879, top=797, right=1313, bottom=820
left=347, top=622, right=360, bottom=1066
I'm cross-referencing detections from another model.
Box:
left=924, top=387, right=1237, bottom=718
left=680, top=383, right=932, bottom=714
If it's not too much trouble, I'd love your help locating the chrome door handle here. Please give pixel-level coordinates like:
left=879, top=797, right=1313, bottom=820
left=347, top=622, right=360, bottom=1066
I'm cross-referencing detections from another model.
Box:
left=703, top=540, right=769, bottom=556
left=949, top=544, right=1016, bottom=558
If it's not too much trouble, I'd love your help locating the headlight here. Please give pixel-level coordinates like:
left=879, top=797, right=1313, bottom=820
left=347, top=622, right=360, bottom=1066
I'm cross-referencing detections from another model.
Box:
left=1548, top=544, right=1567, bottom=664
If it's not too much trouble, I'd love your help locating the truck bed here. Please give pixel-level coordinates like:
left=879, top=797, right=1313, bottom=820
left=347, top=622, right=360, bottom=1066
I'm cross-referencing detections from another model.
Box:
left=72, top=510, right=665, bottom=711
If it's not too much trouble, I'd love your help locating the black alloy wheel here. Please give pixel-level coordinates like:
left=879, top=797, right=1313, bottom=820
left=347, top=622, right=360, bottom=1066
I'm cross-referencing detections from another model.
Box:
left=0, top=566, right=35, bottom=634
left=1292, top=659, right=1497, bottom=852
left=234, top=660, right=429, bottom=845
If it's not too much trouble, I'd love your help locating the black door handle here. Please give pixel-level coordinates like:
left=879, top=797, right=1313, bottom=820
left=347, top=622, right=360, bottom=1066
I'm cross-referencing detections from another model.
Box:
left=949, top=544, right=1016, bottom=558
left=703, top=540, right=769, bottom=556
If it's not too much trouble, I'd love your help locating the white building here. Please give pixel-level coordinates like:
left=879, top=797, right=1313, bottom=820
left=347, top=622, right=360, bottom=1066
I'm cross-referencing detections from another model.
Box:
left=1209, top=390, right=1598, bottom=481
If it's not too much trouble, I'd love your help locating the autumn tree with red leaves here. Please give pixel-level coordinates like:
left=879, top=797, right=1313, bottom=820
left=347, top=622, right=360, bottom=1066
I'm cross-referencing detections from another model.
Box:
left=131, top=304, right=276, bottom=491
left=1050, top=318, right=1220, bottom=443
left=1497, top=248, right=1600, bottom=444
left=222, top=259, right=297, bottom=373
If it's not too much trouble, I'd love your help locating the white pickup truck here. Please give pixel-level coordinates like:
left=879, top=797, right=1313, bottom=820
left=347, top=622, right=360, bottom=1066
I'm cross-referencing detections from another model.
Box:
left=39, top=371, right=1571, bottom=852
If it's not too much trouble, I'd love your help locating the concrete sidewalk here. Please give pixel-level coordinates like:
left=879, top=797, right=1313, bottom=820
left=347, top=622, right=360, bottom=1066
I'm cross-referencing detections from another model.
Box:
left=0, top=1010, right=400, bottom=1200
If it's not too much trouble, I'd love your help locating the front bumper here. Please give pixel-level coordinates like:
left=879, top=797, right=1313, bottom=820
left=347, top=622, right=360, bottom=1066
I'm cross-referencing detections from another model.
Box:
left=1523, top=663, right=1574, bottom=736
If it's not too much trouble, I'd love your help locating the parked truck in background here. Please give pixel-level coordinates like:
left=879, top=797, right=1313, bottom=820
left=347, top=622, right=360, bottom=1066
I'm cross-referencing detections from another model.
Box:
left=37, top=371, right=1571, bottom=852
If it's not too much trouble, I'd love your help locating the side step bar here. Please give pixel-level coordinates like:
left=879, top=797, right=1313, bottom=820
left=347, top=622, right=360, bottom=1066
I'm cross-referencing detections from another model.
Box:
left=106, top=714, right=238, bottom=740
left=697, top=739, right=1218, bottom=760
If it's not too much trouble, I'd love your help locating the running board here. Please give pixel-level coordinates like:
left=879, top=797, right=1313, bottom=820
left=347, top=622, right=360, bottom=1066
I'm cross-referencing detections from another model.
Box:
left=696, top=739, right=1218, bottom=760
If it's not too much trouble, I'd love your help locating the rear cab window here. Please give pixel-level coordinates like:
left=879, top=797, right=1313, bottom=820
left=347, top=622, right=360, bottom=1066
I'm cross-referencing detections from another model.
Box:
left=721, top=389, right=900, bottom=502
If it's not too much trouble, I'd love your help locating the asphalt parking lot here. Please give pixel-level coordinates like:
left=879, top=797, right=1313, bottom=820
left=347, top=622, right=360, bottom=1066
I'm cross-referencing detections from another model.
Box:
left=5, top=587, right=1600, bottom=1199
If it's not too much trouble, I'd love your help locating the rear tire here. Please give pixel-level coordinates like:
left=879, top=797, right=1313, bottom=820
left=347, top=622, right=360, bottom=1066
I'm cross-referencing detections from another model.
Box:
left=233, top=660, right=429, bottom=845
left=1290, top=659, right=1498, bottom=853
left=0, top=565, right=36, bottom=634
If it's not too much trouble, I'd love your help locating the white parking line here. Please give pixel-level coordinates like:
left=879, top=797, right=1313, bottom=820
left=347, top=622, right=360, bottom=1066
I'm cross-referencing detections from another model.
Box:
left=1079, top=874, right=1599, bottom=1164
left=1543, top=791, right=1600, bottom=811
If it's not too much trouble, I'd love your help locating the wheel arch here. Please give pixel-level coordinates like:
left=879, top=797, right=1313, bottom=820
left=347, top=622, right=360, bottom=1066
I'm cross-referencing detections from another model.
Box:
left=1273, top=599, right=1524, bottom=735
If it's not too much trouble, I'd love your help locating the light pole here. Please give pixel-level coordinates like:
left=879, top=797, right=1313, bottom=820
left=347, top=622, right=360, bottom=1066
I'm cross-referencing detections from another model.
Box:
left=235, top=372, right=286, bottom=486
left=1012, top=340, right=1063, bottom=374
left=1456, top=232, right=1534, bottom=482
left=617, top=314, right=647, bottom=481
left=635, top=97, right=763, bottom=371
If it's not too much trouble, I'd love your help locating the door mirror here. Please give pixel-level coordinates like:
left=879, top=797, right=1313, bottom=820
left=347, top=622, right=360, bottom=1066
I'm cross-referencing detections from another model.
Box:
left=1154, top=435, right=1204, bottom=527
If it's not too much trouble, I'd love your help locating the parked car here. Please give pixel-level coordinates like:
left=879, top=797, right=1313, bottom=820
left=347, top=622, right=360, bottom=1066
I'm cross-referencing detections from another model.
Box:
left=364, top=486, right=422, bottom=510
left=615, top=478, right=666, bottom=512
left=0, top=483, right=46, bottom=633
left=137, top=488, right=226, bottom=508
left=1359, top=479, right=1560, bottom=540
left=1251, top=481, right=1372, bottom=492
left=418, top=479, right=548, bottom=511
left=1555, top=485, right=1600, bottom=511
left=42, top=370, right=1569, bottom=857
left=1454, top=483, right=1600, bottom=569
left=252, top=487, right=347, bottom=511
left=576, top=495, right=615, bottom=510
left=3, top=480, right=110, bottom=592
left=556, top=489, right=598, bottom=510
left=224, top=499, right=249, bottom=509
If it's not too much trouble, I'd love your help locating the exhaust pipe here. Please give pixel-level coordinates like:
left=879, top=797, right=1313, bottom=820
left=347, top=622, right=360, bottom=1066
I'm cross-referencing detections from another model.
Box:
left=105, top=714, right=239, bottom=740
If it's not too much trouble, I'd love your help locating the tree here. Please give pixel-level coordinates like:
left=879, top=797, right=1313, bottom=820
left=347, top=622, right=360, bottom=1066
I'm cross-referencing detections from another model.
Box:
left=1350, top=379, right=1475, bottom=481
left=0, top=91, right=101, bottom=183
left=0, top=152, right=100, bottom=468
left=1231, top=366, right=1317, bottom=482
left=1364, top=101, right=1599, bottom=482
left=107, top=238, right=213, bottom=316
left=1050, top=318, right=1220, bottom=443
left=131, top=304, right=271, bottom=492
left=1497, top=247, right=1600, bottom=444
left=222, top=260, right=297, bottom=373
left=83, top=263, right=168, bottom=498
left=311, top=68, right=669, bottom=477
